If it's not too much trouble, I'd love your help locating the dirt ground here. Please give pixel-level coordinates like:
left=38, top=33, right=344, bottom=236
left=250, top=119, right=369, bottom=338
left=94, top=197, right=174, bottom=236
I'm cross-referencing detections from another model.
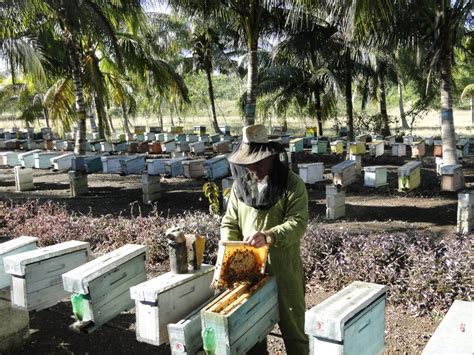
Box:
left=0, top=148, right=472, bottom=355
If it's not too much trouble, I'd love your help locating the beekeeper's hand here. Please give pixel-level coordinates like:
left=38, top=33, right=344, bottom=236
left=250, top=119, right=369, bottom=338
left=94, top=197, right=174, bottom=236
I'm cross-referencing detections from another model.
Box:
left=244, top=231, right=268, bottom=248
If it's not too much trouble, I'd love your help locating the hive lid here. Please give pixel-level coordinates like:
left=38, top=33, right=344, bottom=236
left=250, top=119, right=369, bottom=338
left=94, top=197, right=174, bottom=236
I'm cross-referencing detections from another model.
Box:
left=212, top=241, right=269, bottom=289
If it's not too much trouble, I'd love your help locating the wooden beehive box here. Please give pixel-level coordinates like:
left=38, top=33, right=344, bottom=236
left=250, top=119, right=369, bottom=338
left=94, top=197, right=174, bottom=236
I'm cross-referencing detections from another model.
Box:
left=364, top=166, right=388, bottom=188
left=120, top=154, right=146, bottom=175
left=112, top=141, right=128, bottom=152
left=456, top=139, right=469, bottom=158
left=147, top=158, right=170, bottom=175
left=26, top=140, right=43, bottom=150
left=368, top=140, right=384, bottom=157
left=332, top=160, right=357, bottom=186
left=330, top=140, right=343, bottom=155
left=348, top=141, right=365, bottom=155
left=164, top=133, right=176, bottom=142
left=34, top=152, right=58, bottom=169
left=177, top=141, right=190, bottom=153
left=18, top=149, right=42, bottom=168
left=385, top=135, right=396, bottom=146
left=130, top=264, right=215, bottom=346
left=411, top=141, right=425, bottom=158
left=142, top=173, right=161, bottom=203
left=391, top=143, right=406, bottom=157
left=99, top=141, right=113, bottom=153
left=289, top=138, right=304, bottom=153
left=14, top=166, right=34, bottom=191
left=190, top=141, right=205, bottom=154
left=84, top=156, right=103, bottom=173
left=440, top=164, right=464, bottom=192
left=326, top=185, right=345, bottom=220
left=311, top=140, right=328, bottom=154
left=198, top=134, right=209, bottom=143
left=165, top=157, right=188, bottom=177
left=204, top=155, right=229, bottom=180
left=398, top=161, right=421, bottom=191
left=148, top=141, right=162, bottom=154
left=0, top=236, right=38, bottom=290
left=403, top=136, right=414, bottom=145
left=422, top=300, right=473, bottom=355
left=219, top=125, right=231, bottom=135
left=193, top=126, right=206, bottom=135
left=4, top=241, right=90, bottom=311
left=305, top=281, right=387, bottom=355
left=209, top=134, right=220, bottom=144
left=162, top=139, right=176, bottom=153
left=182, top=159, right=205, bottom=178
left=433, top=140, right=443, bottom=157
left=213, top=141, right=230, bottom=154
left=175, top=134, right=187, bottom=143
left=0, top=152, right=20, bottom=167
left=51, top=153, right=74, bottom=171
left=62, top=244, right=147, bottom=333
left=186, top=134, right=198, bottom=143
left=356, top=134, right=367, bottom=143
left=53, top=139, right=69, bottom=151
left=298, top=163, right=324, bottom=184
left=201, top=276, right=278, bottom=355
left=170, top=126, right=184, bottom=134
left=101, top=156, right=125, bottom=173
left=424, top=136, right=434, bottom=146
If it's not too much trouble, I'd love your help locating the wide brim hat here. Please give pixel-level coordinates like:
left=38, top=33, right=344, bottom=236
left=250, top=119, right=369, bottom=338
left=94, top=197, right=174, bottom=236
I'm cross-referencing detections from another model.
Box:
left=228, top=124, right=281, bottom=165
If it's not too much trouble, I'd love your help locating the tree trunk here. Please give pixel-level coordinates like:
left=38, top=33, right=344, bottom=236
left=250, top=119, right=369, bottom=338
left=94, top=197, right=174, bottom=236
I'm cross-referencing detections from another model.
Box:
left=173, top=101, right=182, bottom=125
left=471, top=95, right=473, bottom=125
left=9, top=49, right=16, bottom=85
left=345, top=50, right=354, bottom=141
left=69, top=37, right=87, bottom=155
left=440, top=47, right=458, bottom=166
left=315, top=89, right=323, bottom=136
left=108, top=114, right=115, bottom=132
left=245, top=47, right=258, bottom=126
left=398, top=80, right=409, bottom=129
left=88, top=105, right=98, bottom=133
left=94, top=94, right=108, bottom=139
left=205, top=67, right=220, bottom=134
left=43, top=107, right=50, bottom=128
left=378, top=62, right=390, bottom=136
left=157, top=97, right=164, bottom=129
left=169, top=106, right=175, bottom=127
left=121, top=100, right=131, bottom=134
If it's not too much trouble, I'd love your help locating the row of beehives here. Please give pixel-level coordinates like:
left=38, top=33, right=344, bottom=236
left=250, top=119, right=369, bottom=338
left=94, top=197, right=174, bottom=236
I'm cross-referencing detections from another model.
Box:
left=1, top=150, right=231, bottom=179
left=2, top=236, right=470, bottom=354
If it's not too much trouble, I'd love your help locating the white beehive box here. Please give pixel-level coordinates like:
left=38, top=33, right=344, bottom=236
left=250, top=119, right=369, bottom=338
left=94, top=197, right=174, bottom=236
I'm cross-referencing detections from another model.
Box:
left=368, top=141, right=384, bottom=157
left=62, top=244, right=147, bottom=333
left=332, top=160, right=357, bottom=186
left=14, top=166, right=34, bottom=191
left=182, top=159, right=205, bottom=178
left=100, top=141, right=113, bottom=153
left=364, top=166, right=388, bottom=188
left=298, top=163, right=324, bottom=184
left=120, top=154, right=146, bottom=175
left=391, top=143, right=406, bottom=157
left=305, top=281, right=387, bottom=355
left=165, top=157, right=188, bottom=177
left=147, top=158, right=170, bottom=175
left=18, top=149, right=42, bottom=168
left=0, top=152, right=20, bottom=167
left=34, top=152, right=58, bottom=169
left=403, top=136, right=414, bottom=145
left=4, top=241, right=90, bottom=311
left=186, top=134, right=198, bottom=143
left=422, top=300, right=473, bottom=355
left=326, top=185, right=345, bottom=220
left=457, top=191, right=474, bottom=235
left=130, top=264, right=215, bottom=346
left=101, top=156, right=125, bottom=173
left=51, top=153, right=75, bottom=171
left=0, top=236, right=38, bottom=290
left=162, top=139, right=176, bottom=153
left=177, top=141, right=190, bottom=153
left=142, top=174, right=161, bottom=203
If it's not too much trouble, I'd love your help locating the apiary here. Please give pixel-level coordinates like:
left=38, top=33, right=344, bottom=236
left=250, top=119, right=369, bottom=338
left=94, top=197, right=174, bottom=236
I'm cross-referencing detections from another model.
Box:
left=305, top=281, right=387, bottom=355
left=18, top=149, right=42, bottom=168
left=368, top=140, right=384, bottom=157
left=120, top=154, right=146, bottom=175
left=330, top=140, right=343, bottom=155
left=290, top=138, right=304, bottom=153
left=148, top=141, right=162, bottom=154
left=190, top=141, right=205, bottom=154
left=391, top=143, right=406, bottom=157
left=440, top=164, right=464, bottom=192
left=68, top=170, right=88, bottom=196
left=411, top=141, right=425, bottom=158
left=142, top=173, right=161, bottom=203
left=422, top=300, right=473, bottom=355
left=398, top=161, right=421, bottom=191
left=51, top=153, right=74, bottom=171
left=326, top=185, right=345, bottom=220
left=332, top=160, right=357, bottom=186
left=130, top=264, right=215, bottom=346
left=364, top=166, right=388, bottom=188
left=204, top=155, right=229, bottom=180
left=201, top=242, right=279, bottom=355
left=403, top=135, right=414, bottom=145
left=433, top=140, right=443, bottom=157
left=62, top=244, right=147, bottom=333
left=3, top=241, right=90, bottom=311
left=348, top=141, right=365, bottom=155
left=311, top=140, right=328, bottom=154
left=0, top=152, right=20, bottom=166
left=34, top=152, right=58, bottom=169
left=0, top=236, right=38, bottom=290
left=14, top=167, right=34, bottom=191
left=182, top=159, right=205, bottom=178
left=162, top=139, right=176, bottom=153
left=298, top=163, right=324, bottom=184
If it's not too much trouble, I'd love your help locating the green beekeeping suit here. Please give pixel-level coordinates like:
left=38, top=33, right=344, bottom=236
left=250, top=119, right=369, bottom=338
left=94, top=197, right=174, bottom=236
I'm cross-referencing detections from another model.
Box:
left=220, top=170, right=309, bottom=355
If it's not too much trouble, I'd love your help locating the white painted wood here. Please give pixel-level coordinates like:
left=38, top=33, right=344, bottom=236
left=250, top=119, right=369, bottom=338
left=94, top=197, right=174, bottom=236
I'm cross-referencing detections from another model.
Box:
left=176, top=141, right=190, bottom=153
left=101, top=156, right=124, bottom=173
left=120, top=154, right=146, bottom=175
left=0, top=152, right=20, bottom=167
left=305, top=281, right=386, bottom=342
left=14, top=167, right=34, bottom=191
left=398, top=161, right=421, bottom=176
left=51, top=153, right=75, bottom=170
left=18, top=149, right=42, bottom=168
left=182, top=160, right=205, bottom=178
left=34, top=152, right=59, bottom=169
left=3, top=241, right=90, bottom=276
left=162, top=140, right=176, bottom=153
left=298, top=163, right=324, bottom=184
left=391, top=143, right=406, bottom=157
left=440, top=164, right=462, bottom=175
left=422, top=300, right=473, bottom=355
left=189, top=141, right=205, bottom=154
left=0, top=236, right=38, bottom=289
left=147, top=159, right=171, bottom=175
left=403, top=136, right=414, bottom=145
left=364, top=166, right=388, bottom=187
left=62, top=244, right=147, bottom=294
left=131, top=265, right=215, bottom=345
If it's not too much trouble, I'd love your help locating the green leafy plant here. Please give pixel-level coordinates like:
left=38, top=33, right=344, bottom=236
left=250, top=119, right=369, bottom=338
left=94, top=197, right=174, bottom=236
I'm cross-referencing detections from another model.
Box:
left=202, top=182, right=220, bottom=215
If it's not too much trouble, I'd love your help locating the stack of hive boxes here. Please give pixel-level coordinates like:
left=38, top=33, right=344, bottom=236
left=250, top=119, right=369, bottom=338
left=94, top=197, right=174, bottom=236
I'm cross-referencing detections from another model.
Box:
left=457, top=191, right=473, bottom=235
left=326, top=185, right=345, bottom=220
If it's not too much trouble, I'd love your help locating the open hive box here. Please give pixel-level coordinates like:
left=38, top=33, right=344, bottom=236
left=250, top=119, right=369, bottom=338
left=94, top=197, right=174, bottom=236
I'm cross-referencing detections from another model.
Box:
left=201, top=241, right=279, bottom=354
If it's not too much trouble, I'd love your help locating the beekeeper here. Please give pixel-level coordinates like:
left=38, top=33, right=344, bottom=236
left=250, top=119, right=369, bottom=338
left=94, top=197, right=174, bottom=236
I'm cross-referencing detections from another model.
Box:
left=220, top=124, right=309, bottom=354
